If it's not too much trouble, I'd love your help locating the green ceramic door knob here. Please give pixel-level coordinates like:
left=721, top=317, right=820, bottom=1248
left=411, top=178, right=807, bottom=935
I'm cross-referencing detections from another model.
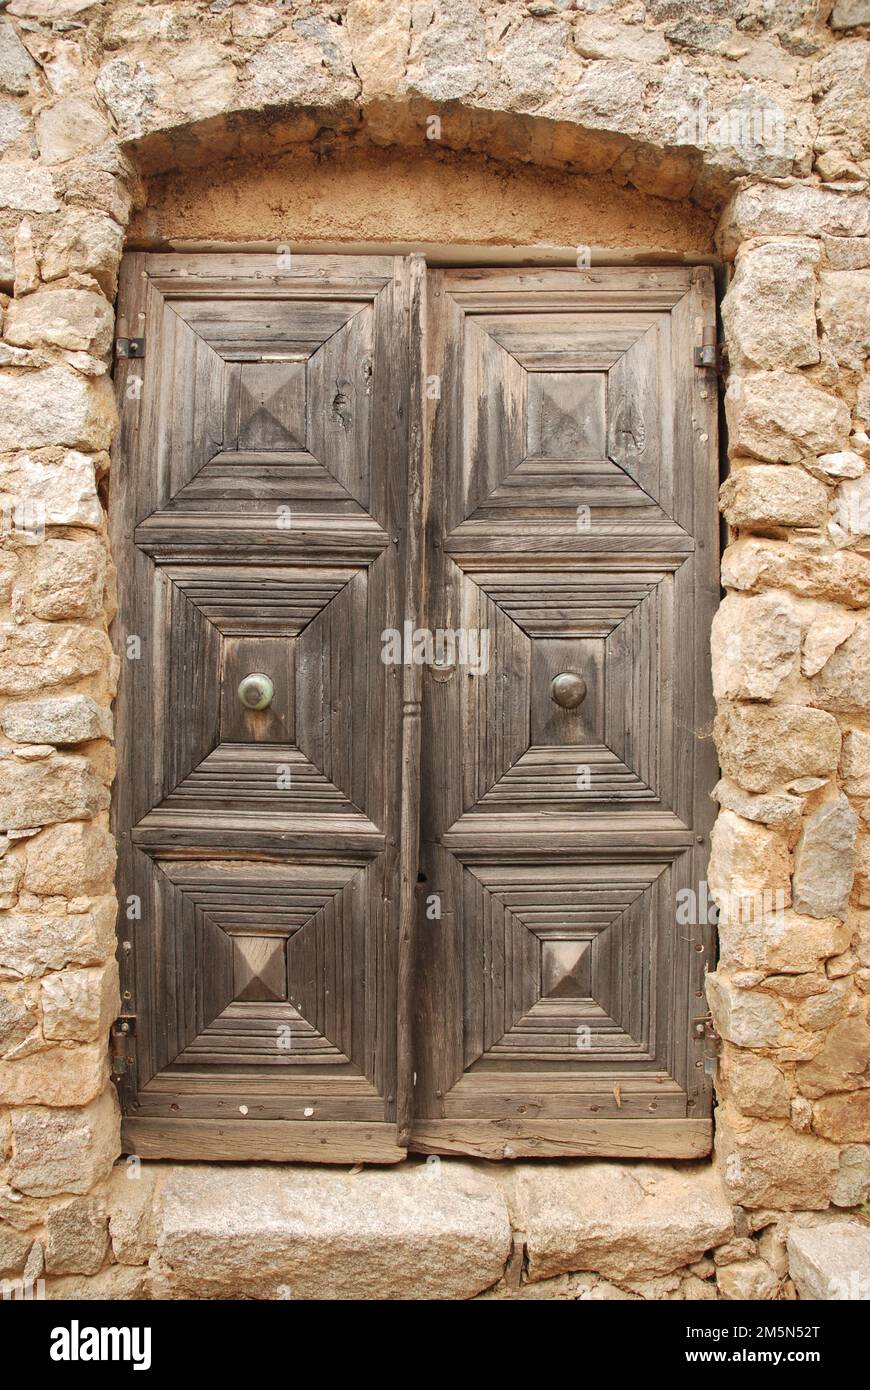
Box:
left=238, top=673, right=274, bottom=710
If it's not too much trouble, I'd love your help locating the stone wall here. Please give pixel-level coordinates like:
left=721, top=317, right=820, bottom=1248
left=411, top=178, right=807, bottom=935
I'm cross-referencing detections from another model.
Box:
left=0, top=0, right=869, bottom=1300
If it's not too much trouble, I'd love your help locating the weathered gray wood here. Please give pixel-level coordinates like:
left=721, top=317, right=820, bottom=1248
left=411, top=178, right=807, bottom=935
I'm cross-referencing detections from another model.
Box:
left=111, top=252, right=413, bottom=1159
left=410, top=1119, right=712, bottom=1159
left=122, top=1117, right=406, bottom=1163
left=410, top=266, right=719, bottom=1158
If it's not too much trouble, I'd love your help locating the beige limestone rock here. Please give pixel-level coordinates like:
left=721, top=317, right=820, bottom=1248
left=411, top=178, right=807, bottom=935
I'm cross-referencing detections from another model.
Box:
left=719, top=463, right=829, bottom=527
left=718, top=1045, right=791, bottom=1120
left=807, top=450, right=866, bottom=482
left=708, top=809, right=791, bottom=902
left=244, top=30, right=359, bottom=110
left=722, top=239, right=820, bottom=371
left=23, top=819, right=115, bottom=895
left=706, top=974, right=786, bottom=1049
left=712, top=778, right=803, bottom=831
left=5, top=289, right=114, bottom=357
left=0, top=162, right=58, bottom=212
left=796, top=1015, right=870, bottom=1098
left=0, top=753, right=109, bottom=830
left=0, top=980, right=37, bottom=1056
left=831, top=473, right=870, bottom=545
left=714, top=703, right=841, bottom=794
left=718, top=186, right=870, bottom=258
left=0, top=853, right=23, bottom=909
left=0, top=18, right=35, bottom=95
left=44, top=1194, right=108, bottom=1275
left=41, top=209, right=124, bottom=298
left=0, top=622, right=111, bottom=696
left=9, top=1089, right=120, bottom=1197
left=813, top=1089, right=870, bottom=1143
left=831, top=0, right=870, bottom=26
left=813, top=617, right=870, bottom=713
left=716, top=1257, right=779, bottom=1300
left=0, top=896, right=116, bottom=978
left=792, top=794, right=858, bottom=920
left=573, top=18, right=669, bottom=65
left=155, top=1161, right=511, bottom=1300
left=15, top=538, right=106, bottom=621
left=345, top=0, right=411, bottom=100
left=711, top=593, right=800, bottom=699
left=711, top=911, right=844, bottom=978
left=826, top=236, right=870, bottom=269
left=796, top=978, right=852, bottom=1031
left=787, top=1222, right=870, bottom=1299
left=801, top=609, right=858, bottom=677
left=0, top=450, right=103, bottom=530
left=36, top=97, right=110, bottom=164
left=726, top=375, right=849, bottom=465
left=0, top=367, right=116, bottom=452
left=405, top=0, right=486, bottom=104
left=715, top=1103, right=839, bottom=1210
left=0, top=695, right=112, bottom=746
left=44, top=1263, right=150, bottom=1300
left=515, top=1163, right=733, bottom=1283
left=0, top=1042, right=108, bottom=1107
left=818, top=270, right=870, bottom=372
left=831, top=1144, right=870, bottom=1207
left=722, top=538, right=870, bottom=608
left=41, top=960, right=118, bottom=1043
left=107, top=1161, right=163, bottom=1266
left=0, top=1222, right=32, bottom=1277
left=231, top=4, right=285, bottom=42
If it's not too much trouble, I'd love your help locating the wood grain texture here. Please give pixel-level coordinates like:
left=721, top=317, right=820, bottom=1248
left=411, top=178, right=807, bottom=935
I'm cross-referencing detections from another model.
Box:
left=111, top=253, right=413, bottom=1157
left=411, top=266, right=719, bottom=1158
left=112, top=258, right=719, bottom=1162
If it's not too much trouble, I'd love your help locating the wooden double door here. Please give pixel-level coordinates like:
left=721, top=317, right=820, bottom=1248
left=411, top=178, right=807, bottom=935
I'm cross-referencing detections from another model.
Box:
left=111, top=253, right=718, bottom=1163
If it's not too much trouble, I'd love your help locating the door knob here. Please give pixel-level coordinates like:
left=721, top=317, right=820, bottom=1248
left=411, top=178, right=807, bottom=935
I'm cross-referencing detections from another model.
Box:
left=551, top=672, right=587, bottom=709
left=238, top=673, right=274, bottom=710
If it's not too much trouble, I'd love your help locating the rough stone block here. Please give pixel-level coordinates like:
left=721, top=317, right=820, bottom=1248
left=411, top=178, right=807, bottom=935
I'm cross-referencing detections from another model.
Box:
left=154, top=1161, right=511, bottom=1300
left=9, top=1089, right=120, bottom=1197
left=792, top=794, right=858, bottom=920
left=0, top=366, right=116, bottom=452
left=0, top=752, right=109, bottom=830
left=514, top=1162, right=733, bottom=1283
left=787, top=1222, right=870, bottom=1300
left=719, top=464, right=829, bottom=527
left=722, top=239, right=820, bottom=371
left=0, top=896, right=117, bottom=978
left=713, top=703, right=841, bottom=794
left=23, top=819, right=115, bottom=895
left=0, top=695, right=112, bottom=746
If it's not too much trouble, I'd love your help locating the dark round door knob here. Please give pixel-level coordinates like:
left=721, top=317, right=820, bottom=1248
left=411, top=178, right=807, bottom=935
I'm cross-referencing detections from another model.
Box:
left=238, top=673, right=274, bottom=710
left=551, top=672, right=587, bottom=709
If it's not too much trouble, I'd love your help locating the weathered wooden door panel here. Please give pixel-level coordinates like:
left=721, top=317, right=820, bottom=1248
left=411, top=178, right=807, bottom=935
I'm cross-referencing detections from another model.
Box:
left=411, top=267, right=718, bottom=1159
left=112, top=257, right=718, bottom=1162
left=111, top=254, right=421, bottom=1162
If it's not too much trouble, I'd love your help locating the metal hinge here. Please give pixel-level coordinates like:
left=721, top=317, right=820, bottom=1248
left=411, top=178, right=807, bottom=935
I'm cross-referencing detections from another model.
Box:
left=693, top=325, right=719, bottom=370
left=692, top=1011, right=719, bottom=1041
left=116, top=336, right=145, bottom=359
left=110, top=1015, right=136, bottom=1078
left=693, top=1010, right=720, bottom=1077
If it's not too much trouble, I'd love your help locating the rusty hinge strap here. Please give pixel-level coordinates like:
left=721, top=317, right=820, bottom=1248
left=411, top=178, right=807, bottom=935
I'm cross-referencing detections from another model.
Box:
left=116, top=336, right=145, bottom=359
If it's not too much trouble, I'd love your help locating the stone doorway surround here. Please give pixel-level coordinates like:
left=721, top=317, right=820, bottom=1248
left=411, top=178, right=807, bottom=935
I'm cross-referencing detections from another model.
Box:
left=0, top=0, right=869, bottom=1301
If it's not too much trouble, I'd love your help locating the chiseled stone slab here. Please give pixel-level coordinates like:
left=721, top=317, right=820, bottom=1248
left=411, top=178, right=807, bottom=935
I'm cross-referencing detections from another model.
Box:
left=514, top=1162, right=734, bottom=1283
left=155, top=1161, right=512, bottom=1299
